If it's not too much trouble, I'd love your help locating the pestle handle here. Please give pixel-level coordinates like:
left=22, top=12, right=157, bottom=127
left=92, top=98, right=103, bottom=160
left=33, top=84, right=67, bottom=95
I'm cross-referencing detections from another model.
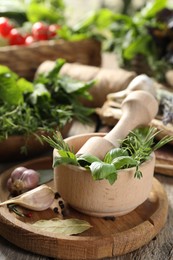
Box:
left=104, top=90, right=158, bottom=147
left=77, top=90, right=158, bottom=159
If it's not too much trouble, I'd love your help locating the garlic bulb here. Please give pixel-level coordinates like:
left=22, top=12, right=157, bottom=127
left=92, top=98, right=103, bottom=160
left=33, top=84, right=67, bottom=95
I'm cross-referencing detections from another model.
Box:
left=7, top=167, right=40, bottom=195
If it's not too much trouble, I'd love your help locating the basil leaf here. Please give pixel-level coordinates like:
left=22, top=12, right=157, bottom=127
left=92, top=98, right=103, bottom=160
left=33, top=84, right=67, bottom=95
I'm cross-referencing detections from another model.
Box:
left=90, top=162, right=116, bottom=182
left=112, top=156, right=137, bottom=169
left=104, top=148, right=128, bottom=163
left=77, top=153, right=102, bottom=167
left=106, top=172, right=118, bottom=185
left=29, top=83, right=50, bottom=105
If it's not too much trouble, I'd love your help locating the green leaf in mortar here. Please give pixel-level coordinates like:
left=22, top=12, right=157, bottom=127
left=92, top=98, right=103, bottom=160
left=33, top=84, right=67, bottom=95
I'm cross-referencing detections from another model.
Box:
left=32, top=218, right=92, bottom=235
left=38, top=169, right=54, bottom=185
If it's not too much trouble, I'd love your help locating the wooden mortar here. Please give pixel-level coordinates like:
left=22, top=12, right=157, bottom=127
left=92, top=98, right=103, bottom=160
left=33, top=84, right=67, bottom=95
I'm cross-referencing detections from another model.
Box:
left=54, top=133, right=155, bottom=217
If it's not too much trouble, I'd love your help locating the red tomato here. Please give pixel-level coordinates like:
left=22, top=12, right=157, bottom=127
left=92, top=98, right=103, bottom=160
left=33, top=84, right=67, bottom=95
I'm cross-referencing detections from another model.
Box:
left=48, top=24, right=61, bottom=39
left=8, top=28, right=26, bottom=45
left=0, top=17, right=13, bottom=37
left=32, top=22, right=49, bottom=41
left=25, top=35, right=35, bottom=45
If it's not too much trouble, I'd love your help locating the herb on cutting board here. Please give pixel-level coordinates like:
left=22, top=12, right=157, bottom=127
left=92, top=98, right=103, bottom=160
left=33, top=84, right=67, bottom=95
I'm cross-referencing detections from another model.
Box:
left=43, top=127, right=173, bottom=185
left=0, top=59, right=95, bottom=151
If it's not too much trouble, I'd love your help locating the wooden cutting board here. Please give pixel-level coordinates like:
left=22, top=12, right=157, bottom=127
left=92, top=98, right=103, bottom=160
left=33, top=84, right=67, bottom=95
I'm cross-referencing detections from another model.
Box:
left=155, top=145, right=173, bottom=176
left=0, top=156, right=168, bottom=259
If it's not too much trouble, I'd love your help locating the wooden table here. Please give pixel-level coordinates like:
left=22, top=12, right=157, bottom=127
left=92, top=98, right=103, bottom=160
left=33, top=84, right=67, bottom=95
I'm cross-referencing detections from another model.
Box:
left=0, top=158, right=173, bottom=260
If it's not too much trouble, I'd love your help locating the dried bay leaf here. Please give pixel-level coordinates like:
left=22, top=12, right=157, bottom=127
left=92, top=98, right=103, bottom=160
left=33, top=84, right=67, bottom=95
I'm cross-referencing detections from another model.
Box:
left=32, top=218, right=92, bottom=235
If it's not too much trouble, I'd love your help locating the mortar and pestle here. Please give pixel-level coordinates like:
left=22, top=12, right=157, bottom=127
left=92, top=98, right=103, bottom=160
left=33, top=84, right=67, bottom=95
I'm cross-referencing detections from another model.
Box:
left=54, top=90, right=158, bottom=217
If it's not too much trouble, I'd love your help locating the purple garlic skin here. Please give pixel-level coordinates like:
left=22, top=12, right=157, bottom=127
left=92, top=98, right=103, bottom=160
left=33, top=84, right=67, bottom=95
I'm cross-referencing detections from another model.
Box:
left=7, top=167, right=40, bottom=195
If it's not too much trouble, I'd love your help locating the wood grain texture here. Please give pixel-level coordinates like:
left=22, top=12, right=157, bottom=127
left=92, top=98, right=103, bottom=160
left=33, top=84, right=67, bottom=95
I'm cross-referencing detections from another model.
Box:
left=155, top=146, right=173, bottom=176
left=0, top=157, right=168, bottom=260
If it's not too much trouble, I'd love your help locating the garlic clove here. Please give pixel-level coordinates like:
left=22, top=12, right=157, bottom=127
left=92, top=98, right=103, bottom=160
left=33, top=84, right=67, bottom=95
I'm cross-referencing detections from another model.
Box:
left=0, top=185, right=55, bottom=211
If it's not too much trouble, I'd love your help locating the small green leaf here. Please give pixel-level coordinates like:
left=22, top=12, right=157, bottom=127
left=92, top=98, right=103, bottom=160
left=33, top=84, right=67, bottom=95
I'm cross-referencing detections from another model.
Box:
left=107, top=172, right=118, bottom=185
left=77, top=153, right=102, bottom=167
left=53, top=156, right=78, bottom=167
left=112, top=156, right=137, bottom=169
left=17, top=78, right=34, bottom=94
left=140, top=0, right=167, bottom=18
left=32, top=218, right=92, bottom=235
left=104, top=148, right=128, bottom=163
left=90, top=162, right=116, bottom=181
left=123, top=34, right=151, bottom=60
left=58, top=150, right=76, bottom=159
left=134, top=170, right=143, bottom=179
left=29, top=83, right=50, bottom=105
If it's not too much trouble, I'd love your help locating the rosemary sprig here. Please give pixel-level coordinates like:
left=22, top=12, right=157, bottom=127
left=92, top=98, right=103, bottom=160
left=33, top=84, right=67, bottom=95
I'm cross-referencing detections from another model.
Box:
left=42, top=132, right=71, bottom=152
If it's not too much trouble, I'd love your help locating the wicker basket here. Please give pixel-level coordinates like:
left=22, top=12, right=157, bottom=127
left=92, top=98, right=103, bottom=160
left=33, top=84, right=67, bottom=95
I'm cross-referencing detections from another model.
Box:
left=0, top=39, right=101, bottom=80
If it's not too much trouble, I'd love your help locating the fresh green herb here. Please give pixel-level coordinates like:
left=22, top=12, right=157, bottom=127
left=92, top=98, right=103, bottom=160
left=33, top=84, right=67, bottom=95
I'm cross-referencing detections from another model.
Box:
left=26, top=0, right=65, bottom=24
left=60, top=0, right=172, bottom=82
left=44, top=127, right=173, bottom=185
left=7, top=203, right=32, bottom=218
left=121, top=127, right=173, bottom=158
left=0, top=59, right=95, bottom=151
left=105, top=0, right=172, bottom=81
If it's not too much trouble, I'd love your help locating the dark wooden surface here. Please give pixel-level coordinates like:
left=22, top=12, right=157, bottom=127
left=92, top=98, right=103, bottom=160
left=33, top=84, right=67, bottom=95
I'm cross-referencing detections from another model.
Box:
left=0, top=155, right=173, bottom=260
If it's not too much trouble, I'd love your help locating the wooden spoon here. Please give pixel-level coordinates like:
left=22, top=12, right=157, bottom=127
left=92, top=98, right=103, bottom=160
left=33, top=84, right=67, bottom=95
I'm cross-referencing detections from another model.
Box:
left=77, top=90, right=158, bottom=160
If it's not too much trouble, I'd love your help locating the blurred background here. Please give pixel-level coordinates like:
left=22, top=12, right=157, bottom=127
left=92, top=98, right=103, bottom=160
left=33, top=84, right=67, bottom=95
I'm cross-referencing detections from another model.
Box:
left=64, top=0, right=172, bottom=25
left=64, top=0, right=145, bottom=23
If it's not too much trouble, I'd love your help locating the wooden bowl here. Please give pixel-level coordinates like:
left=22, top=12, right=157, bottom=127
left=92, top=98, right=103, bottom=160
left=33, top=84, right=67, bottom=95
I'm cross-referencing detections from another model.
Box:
left=0, top=122, right=72, bottom=162
left=0, top=133, right=51, bottom=162
left=53, top=133, right=155, bottom=217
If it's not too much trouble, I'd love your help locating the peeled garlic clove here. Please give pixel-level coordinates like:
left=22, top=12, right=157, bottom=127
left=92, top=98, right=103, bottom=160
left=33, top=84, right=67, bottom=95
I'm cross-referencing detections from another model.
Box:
left=0, top=185, right=55, bottom=211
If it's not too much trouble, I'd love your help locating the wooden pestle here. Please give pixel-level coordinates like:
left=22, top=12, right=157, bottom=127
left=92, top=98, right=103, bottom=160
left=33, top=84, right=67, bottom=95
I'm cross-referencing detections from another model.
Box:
left=77, top=90, right=158, bottom=160
left=107, top=74, right=156, bottom=100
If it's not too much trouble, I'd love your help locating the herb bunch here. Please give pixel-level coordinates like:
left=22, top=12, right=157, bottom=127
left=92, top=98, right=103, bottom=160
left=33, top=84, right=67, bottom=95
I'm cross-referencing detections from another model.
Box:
left=43, top=126, right=173, bottom=185
left=59, top=0, right=172, bottom=82
left=0, top=59, right=95, bottom=145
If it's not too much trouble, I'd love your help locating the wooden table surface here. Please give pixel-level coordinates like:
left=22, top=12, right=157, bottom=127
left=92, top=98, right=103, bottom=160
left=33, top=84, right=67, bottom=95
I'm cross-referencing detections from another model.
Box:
left=0, top=156, right=173, bottom=260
